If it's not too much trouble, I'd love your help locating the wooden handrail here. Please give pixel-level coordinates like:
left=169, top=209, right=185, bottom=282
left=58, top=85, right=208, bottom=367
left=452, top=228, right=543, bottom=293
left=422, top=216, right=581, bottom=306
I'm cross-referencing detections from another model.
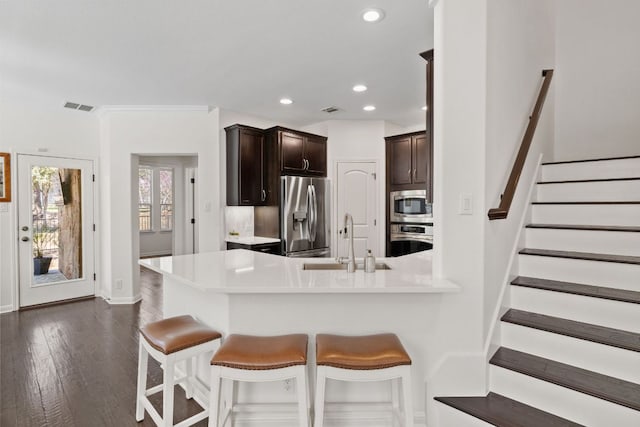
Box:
left=488, top=69, right=554, bottom=220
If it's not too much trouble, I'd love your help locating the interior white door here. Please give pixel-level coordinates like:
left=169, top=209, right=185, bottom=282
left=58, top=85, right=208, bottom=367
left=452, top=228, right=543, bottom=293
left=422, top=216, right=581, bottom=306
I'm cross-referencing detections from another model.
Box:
left=336, top=161, right=378, bottom=258
left=17, top=155, right=95, bottom=307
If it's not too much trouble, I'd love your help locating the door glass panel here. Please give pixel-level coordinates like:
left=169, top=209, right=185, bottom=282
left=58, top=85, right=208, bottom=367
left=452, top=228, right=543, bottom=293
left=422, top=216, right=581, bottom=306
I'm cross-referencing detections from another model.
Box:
left=31, top=166, right=83, bottom=286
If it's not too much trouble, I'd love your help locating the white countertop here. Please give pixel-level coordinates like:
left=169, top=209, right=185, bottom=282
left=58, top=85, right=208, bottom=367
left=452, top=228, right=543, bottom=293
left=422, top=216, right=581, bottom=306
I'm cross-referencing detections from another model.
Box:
left=224, top=236, right=281, bottom=245
left=139, top=250, right=459, bottom=294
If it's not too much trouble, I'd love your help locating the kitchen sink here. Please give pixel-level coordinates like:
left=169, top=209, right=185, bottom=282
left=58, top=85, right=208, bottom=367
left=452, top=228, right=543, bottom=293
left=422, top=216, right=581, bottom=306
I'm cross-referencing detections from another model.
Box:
left=302, top=262, right=391, bottom=271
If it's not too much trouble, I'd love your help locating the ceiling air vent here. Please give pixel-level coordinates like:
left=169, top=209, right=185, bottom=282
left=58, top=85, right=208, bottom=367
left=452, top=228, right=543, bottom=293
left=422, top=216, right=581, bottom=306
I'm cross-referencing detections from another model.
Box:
left=64, top=101, right=95, bottom=112
left=321, top=106, right=340, bottom=113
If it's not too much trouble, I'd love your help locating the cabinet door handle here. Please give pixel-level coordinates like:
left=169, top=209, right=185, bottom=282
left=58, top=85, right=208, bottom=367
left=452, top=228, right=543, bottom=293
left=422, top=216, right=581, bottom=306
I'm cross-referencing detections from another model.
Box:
left=414, top=169, right=417, bottom=180
left=408, top=169, right=411, bottom=177
left=304, top=159, right=309, bottom=170
left=261, top=189, right=266, bottom=201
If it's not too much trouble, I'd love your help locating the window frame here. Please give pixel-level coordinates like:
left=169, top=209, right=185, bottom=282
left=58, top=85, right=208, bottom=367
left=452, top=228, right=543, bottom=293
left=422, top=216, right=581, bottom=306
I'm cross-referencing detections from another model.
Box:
left=138, top=166, right=153, bottom=232
left=138, top=165, right=174, bottom=233
left=158, top=167, right=174, bottom=232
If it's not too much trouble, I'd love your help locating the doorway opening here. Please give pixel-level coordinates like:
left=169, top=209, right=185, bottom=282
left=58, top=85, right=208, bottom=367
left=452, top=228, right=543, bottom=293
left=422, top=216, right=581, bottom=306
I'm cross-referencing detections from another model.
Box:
left=134, top=155, right=198, bottom=260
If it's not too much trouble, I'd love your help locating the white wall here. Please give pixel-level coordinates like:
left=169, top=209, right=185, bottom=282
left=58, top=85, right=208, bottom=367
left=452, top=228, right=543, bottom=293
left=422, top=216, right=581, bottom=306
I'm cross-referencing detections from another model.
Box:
left=483, top=0, right=555, bottom=341
left=99, top=108, right=217, bottom=303
left=0, top=101, right=100, bottom=312
left=319, top=120, right=388, bottom=257
left=427, top=2, right=490, bottom=424
left=554, top=0, right=640, bottom=160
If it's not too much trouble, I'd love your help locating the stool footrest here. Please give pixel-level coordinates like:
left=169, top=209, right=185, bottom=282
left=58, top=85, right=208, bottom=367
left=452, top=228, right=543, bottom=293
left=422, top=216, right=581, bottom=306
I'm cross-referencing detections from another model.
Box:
left=141, top=396, right=164, bottom=426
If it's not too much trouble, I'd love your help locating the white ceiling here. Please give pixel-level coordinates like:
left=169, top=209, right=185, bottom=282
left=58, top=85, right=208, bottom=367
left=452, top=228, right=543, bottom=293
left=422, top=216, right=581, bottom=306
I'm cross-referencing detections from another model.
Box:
left=0, top=1, right=433, bottom=127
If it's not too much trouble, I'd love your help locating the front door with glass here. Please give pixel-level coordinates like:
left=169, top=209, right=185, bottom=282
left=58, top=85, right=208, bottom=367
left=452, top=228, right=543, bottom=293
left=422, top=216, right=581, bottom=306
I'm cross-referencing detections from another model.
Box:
left=17, top=155, right=95, bottom=307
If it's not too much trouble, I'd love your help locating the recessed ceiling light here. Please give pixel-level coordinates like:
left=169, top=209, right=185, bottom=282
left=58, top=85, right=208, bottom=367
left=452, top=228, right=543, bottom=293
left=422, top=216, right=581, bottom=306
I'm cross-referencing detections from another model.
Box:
left=362, top=8, right=385, bottom=23
left=363, top=105, right=376, bottom=112
left=280, top=98, right=293, bottom=105
left=352, top=84, right=368, bottom=93
left=422, top=105, right=428, bottom=111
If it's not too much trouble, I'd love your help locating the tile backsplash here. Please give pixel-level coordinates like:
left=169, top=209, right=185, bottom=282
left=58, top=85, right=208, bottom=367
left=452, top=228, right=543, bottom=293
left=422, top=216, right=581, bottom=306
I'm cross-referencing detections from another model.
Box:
left=224, top=206, right=254, bottom=237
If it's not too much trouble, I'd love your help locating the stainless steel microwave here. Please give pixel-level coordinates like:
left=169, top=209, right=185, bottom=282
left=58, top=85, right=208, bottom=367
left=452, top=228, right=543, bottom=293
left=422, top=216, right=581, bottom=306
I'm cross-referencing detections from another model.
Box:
left=390, top=190, right=432, bottom=223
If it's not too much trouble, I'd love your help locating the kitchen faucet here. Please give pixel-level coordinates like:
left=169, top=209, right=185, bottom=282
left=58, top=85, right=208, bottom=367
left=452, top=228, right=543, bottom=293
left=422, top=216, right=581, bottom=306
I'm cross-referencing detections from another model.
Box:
left=342, top=213, right=356, bottom=273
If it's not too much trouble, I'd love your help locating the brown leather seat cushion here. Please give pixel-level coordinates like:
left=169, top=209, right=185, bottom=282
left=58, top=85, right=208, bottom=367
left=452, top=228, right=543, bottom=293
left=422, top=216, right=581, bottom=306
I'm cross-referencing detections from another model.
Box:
left=316, top=333, right=411, bottom=370
left=211, top=334, right=308, bottom=370
left=140, top=315, right=222, bottom=355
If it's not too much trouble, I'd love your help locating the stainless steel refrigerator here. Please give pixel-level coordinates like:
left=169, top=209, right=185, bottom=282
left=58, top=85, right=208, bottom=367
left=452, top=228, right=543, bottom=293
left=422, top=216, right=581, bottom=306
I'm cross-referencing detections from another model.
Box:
left=281, top=176, right=330, bottom=257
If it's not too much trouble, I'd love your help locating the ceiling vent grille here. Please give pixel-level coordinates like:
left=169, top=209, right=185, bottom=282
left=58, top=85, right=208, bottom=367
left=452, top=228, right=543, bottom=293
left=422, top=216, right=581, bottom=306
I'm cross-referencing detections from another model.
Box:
left=321, top=106, right=340, bottom=113
left=64, top=101, right=94, bottom=112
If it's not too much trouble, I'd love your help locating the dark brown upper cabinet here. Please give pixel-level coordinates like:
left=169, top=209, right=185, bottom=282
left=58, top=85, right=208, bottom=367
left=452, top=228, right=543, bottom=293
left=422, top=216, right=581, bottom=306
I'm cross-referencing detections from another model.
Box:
left=385, top=131, right=432, bottom=190
left=225, top=124, right=275, bottom=206
left=266, top=127, right=327, bottom=177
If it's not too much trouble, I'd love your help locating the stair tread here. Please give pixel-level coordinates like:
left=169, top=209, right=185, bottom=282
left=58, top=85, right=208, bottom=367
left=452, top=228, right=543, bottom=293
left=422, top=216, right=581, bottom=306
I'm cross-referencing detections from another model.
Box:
left=435, top=392, right=584, bottom=427
left=532, top=201, right=640, bottom=205
left=519, top=248, right=640, bottom=265
left=501, top=309, right=640, bottom=352
left=538, top=177, right=640, bottom=184
left=490, top=347, right=640, bottom=411
left=511, top=276, right=640, bottom=304
left=542, top=155, right=640, bottom=165
left=526, top=224, right=640, bottom=232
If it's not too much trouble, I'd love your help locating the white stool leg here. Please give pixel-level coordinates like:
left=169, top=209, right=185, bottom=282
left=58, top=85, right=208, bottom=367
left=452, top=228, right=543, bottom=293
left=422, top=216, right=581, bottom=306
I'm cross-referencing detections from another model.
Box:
left=401, top=368, right=413, bottom=427
left=136, top=339, right=148, bottom=422
left=208, top=366, right=222, bottom=427
left=313, top=366, right=326, bottom=427
left=391, top=378, right=400, bottom=426
left=185, top=357, right=194, bottom=399
left=296, top=366, right=309, bottom=427
left=163, top=360, right=175, bottom=427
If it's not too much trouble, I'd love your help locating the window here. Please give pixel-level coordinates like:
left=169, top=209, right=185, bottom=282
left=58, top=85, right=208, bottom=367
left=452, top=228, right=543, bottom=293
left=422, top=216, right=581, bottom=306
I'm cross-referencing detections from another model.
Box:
left=138, top=166, right=174, bottom=232
left=159, top=168, right=173, bottom=231
left=138, top=167, right=152, bottom=231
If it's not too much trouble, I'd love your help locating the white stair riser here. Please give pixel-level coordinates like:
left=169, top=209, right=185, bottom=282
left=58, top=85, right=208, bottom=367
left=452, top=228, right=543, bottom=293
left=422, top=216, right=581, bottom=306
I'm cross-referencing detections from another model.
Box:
left=501, top=323, right=640, bottom=383
left=490, top=366, right=640, bottom=427
left=519, top=254, right=640, bottom=292
left=536, top=180, right=640, bottom=202
left=541, top=158, right=640, bottom=181
left=531, top=204, right=640, bottom=226
left=436, top=402, right=493, bottom=427
left=511, top=286, right=640, bottom=333
left=525, top=228, right=640, bottom=257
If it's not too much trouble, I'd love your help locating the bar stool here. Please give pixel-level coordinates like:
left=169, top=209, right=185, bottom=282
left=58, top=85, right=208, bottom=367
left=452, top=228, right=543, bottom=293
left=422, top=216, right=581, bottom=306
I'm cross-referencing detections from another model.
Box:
left=208, top=334, right=309, bottom=427
left=314, top=333, right=413, bottom=427
left=136, top=315, right=222, bottom=427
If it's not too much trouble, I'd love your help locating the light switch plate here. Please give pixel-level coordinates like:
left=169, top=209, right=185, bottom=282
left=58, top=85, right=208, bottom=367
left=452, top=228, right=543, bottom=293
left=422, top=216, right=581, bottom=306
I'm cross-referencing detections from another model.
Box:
left=459, top=193, right=473, bottom=215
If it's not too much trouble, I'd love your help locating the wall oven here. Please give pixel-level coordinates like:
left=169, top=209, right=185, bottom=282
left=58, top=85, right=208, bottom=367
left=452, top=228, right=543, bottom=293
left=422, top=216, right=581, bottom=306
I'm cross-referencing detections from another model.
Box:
left=390, top=190, right=432, bottom=224
left=389, top=223, right=433, bottom=257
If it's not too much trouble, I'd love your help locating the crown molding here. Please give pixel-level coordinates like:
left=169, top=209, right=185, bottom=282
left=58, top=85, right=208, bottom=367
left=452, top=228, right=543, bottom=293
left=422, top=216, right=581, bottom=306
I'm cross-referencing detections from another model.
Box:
left=428, top=0, right=440, bottom=8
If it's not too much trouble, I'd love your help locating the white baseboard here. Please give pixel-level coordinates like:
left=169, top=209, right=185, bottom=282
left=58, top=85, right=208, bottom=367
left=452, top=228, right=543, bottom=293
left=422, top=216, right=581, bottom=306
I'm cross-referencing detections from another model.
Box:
left=0, top=304, right=14, bottom=314
left=106, top=293, right=142, bottom=305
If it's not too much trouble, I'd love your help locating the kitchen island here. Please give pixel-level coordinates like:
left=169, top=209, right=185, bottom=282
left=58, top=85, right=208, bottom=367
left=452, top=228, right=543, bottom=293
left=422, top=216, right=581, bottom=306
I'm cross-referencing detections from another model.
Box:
left=140, top=249, right=459, bottom=425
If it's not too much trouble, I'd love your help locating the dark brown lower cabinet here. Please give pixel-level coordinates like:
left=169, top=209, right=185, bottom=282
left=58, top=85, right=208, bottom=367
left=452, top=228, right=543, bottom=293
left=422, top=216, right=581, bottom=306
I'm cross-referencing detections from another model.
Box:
left=226, top=241, right=282, bottom=255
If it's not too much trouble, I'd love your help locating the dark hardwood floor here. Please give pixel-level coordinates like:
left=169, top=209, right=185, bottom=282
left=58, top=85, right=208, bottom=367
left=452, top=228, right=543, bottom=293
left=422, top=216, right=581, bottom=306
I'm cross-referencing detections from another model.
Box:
left=0, top=266, right=207, bottom=427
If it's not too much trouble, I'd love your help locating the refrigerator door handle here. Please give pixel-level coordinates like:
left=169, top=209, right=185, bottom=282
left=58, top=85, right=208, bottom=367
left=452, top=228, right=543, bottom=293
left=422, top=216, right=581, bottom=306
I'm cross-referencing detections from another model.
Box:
left=310, top=184, right=317, bottom=242
left=307, top=185, right=314, bottom=242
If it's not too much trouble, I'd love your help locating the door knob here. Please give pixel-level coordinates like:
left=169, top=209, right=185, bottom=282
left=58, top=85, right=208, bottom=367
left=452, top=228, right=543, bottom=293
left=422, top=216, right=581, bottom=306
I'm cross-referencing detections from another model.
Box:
left=21, top=236, right=29, bottom=242
left=21, top=226, right=29, bottom=231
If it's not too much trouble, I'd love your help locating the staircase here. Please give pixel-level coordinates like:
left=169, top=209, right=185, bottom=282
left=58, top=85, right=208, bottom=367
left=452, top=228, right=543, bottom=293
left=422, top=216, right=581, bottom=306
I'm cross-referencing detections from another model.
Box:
left=436, top=155, right=640, bottom=426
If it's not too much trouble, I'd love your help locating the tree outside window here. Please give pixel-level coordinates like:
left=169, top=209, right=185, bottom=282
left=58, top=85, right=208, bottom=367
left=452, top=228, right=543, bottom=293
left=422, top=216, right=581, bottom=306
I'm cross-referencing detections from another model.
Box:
left=159, top=169, right=173, bottom=231
left=138, top=167, right=152, bottom=231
